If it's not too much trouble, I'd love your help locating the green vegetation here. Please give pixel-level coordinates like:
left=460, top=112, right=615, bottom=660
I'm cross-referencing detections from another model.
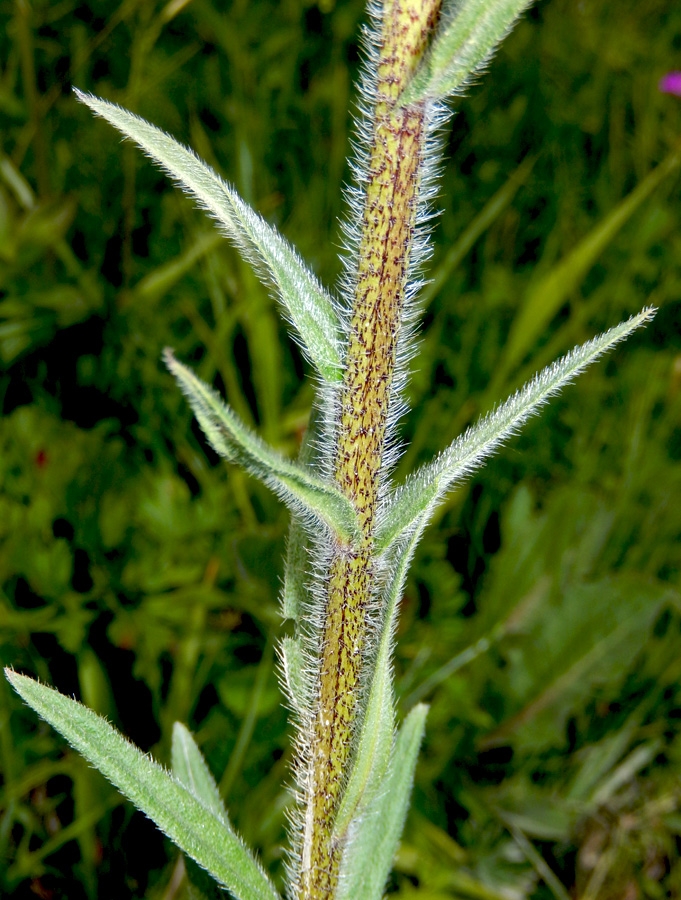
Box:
left=1, top=1, right=680, bottom=898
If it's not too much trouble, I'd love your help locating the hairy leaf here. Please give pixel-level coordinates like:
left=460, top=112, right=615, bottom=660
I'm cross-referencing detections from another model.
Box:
left=336, top=704, right=428, bottom=900
left=75, top=90, right=343, bottom=383
left=171, top=723, right=230, bottom=828
left=6, top=671, right=280, bottom=900
left=400, top=0, right=534, bottom=105
left=375, top=308, right=655, bottom=553
left=165, top=349, right=358, bottom=542
left=279, top=635, right=308, bottom=717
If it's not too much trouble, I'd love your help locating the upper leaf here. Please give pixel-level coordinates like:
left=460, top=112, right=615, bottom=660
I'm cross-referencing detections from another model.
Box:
left=6, top=670, right=280, bottom=900
left=375, top=308, right=656, bottom=553
left=165, top=349, right=358, bottom=542
left=400, top=0, right=534, bottom=105
left=74, top=90, right=343, bottom=383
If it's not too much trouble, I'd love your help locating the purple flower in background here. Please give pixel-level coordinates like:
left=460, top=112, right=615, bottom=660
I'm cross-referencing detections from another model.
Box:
left=659, top=72, right=681, bottom=96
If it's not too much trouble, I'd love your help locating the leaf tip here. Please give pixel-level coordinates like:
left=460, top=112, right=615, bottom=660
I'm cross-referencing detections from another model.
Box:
left=171, top=720, right=190, bottom=745
left=162, top=346, right=178, bottom=372
left=72, top=87, right=99, bottom=113
left=408, top=702, right=429, bottom=725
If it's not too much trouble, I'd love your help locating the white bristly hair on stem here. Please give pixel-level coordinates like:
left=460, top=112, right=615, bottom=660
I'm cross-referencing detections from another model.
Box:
left=6, top=3, right=657, bottom=900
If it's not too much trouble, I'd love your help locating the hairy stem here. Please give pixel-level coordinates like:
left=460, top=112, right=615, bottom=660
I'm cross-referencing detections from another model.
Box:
left=300, top=3, right=441, bottom=898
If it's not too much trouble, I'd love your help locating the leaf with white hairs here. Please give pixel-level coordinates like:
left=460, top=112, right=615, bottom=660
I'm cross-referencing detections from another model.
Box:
left=400, top=0, right=534, bottom=105
left=375, top=308, right=656, bottom=554
left=6, top=671, right=280, bottom=900
left=75, top=90, right=343, bottom=383
left=165, top=349, right=358, bottom=542
left=336, top=704, right=428, bottom=900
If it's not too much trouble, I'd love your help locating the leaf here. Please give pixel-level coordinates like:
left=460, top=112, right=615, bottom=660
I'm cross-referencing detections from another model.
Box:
left=282, top=514, right=310, bottom=622
left=279, top=635, right=308, bottom=717
left=74, top=90, right=343, bottom=383
left=5, top=671, right=280, bottom=900
left=332, top=652, right=394, bottom=844
left=333, top=520, right=427, bottom=842
left=171, top=723, right=230, bottom=828
left=400, top=0, right=534, bottom=105
left=336, top=704, right=428, bottom=900
left=165, top=349, right=358, bottom=542
left=374, top=308, right=655, bottom=553
left=171, top=725, right=235, bottom=900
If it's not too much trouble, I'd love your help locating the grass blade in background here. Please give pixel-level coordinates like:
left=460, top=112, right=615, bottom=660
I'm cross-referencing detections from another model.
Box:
left=492, top=149, right=680, bottom=389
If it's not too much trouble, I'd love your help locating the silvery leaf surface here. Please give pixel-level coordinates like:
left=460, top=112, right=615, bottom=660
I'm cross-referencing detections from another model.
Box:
left=400, top=0, right=534, bottom=105
left=375, top=308, right=656, bottom=554
left=75, top=90, right=343, bottom=383
left=165, top=349, right=358, bottom=543
left=336, top=704, right=428, bottom=900
left=6, top=671, right=280, bottom=900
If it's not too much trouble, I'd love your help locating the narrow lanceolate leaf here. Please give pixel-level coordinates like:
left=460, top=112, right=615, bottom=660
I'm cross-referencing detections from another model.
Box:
left=164, top=350, right=358, bottom=542
left=336, top=704, right=428, bottom=900
left=332, top=656, right=395, bottom=845
left=5, top=671, right=280, bottom=900
left=375, top=308, right=656, bottom=553
left=282, top=414, right=319, bottom=622
left=400, top=0, right=534, bottom=105
left=74, top=90, right=343, bottom=383
left=171, top=723, right=230, bottom=828
left=333, top=521, right=426, bottom=843
left=279, top=635, right=308, bottom=717
left=282, top=514, right=310, bottom=622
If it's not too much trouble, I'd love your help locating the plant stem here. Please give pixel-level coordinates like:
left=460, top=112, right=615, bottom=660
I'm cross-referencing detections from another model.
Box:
left=300, top=3, right=441, bottom=898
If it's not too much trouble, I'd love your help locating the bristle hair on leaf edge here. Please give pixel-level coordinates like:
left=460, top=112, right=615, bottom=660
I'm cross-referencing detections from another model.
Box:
left=74, top=88, right=345, bottom=387
left=374, top=306, right=657, bottom=555
left=4, top=669, right=281, bottom=900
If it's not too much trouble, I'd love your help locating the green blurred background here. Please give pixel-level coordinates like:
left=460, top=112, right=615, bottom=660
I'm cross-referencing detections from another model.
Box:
left=1, top=0, right=680, bottom=897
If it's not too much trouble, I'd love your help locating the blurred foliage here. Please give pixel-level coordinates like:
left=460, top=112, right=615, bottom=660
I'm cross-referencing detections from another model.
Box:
left=1, top=0, right=680, bottom=898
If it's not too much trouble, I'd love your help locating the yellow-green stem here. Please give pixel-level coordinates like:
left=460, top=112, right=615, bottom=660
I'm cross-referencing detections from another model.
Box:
left=300, top=3, right=441, bottom=898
